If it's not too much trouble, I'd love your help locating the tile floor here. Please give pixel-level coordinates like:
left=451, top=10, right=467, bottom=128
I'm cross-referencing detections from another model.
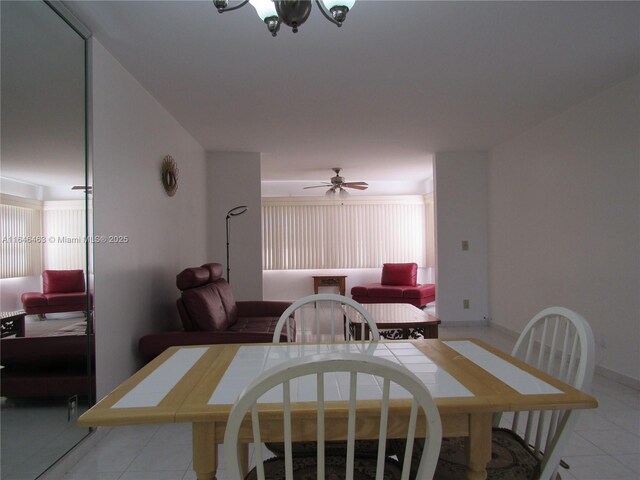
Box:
left=53, top=323, right=640, bottom=480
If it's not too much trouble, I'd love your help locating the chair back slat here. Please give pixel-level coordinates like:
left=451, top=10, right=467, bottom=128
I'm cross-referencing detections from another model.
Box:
left=546, top=317, right=561, bottom=374
left=536, top=318, right=549, bottom=370
left=317, top=373, right=325, bottom=478
left=283, top=380, right=293, bottom=480
left=401, top=400, right=420, bottom=480
left=346, top=372, right=358, bottom=480
left=251, top=404, right=266, bottom=480
left=223, top=353, right=442, bottom=480
left=557, top=321, right=571, bottom=381
left=375, top=379, right=391, bottom=480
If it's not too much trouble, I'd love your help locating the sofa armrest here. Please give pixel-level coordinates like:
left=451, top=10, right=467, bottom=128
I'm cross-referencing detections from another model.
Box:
left=236, top=301, right=291, bottom=318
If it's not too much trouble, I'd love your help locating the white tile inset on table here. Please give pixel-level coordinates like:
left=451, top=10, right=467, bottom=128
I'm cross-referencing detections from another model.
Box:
left=113, top=347, right=208, bottom=409
left=444, top=340, right=562, bottom=395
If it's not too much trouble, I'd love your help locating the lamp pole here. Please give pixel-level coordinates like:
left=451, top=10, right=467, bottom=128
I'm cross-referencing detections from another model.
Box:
left=225, top=205, right=248, bottom=283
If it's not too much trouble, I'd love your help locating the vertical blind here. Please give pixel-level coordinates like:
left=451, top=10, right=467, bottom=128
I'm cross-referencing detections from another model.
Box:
left=43, top=203, right=86, bottom=270
left=262, top=198, right=428, bottom=270
left=1, top=204, right=41, bottom=278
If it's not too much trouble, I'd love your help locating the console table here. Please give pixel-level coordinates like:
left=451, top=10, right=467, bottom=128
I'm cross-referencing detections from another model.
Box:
left=312, top=275, right=346, bottom=296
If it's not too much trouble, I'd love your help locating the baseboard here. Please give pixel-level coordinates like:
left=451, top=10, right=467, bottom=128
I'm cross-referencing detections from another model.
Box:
left=441, top=319, right=490, bottom=327
left=595, top=364, right=640, bottom=391
left=488, top=321, right=520, bottom=340
left=39, top=427, right=111, bottom=480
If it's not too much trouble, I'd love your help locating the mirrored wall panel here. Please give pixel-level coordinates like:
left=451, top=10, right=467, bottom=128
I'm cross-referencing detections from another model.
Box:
left=1, top=1, right=93, bottom=477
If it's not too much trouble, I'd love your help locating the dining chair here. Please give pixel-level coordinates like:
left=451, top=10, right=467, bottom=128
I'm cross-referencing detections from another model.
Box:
left=272, top=293, right=381, bottom=343
left=401, top=306, right=596, bottom=480
left=223, top=352, right=443, bottom=480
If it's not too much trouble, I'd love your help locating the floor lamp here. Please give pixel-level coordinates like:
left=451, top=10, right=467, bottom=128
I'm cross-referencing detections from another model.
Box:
left=225, top=205, right=248, bottom=283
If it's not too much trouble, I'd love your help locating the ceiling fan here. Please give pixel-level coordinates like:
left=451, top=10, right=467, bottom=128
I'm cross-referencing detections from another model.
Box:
left=303, top=168, right=368, bottom=197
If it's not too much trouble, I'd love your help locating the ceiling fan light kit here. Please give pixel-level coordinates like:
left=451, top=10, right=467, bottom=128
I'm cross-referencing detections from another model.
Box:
left=213, top=0, right=356, bottom=36
left=306, top=168, right=368, bottom=197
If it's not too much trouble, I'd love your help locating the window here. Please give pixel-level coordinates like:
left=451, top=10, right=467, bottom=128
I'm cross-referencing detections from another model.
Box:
left=1, top=199, right=42, bottom=278
left=262, top=196, right=430, bottom=270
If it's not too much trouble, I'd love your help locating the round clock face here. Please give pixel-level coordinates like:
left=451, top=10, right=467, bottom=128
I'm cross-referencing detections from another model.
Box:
left=161, top=155, right=179, bottom=196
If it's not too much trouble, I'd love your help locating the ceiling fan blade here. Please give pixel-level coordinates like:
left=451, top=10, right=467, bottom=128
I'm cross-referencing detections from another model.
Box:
left=303, top=184, right=332, bottom=189
left=343, top=182, right=368, bottom=190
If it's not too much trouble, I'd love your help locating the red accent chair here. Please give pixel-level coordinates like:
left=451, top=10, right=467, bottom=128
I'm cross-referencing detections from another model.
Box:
left=21, top=270, right=91, bottom=317
left=351, top=263, right=436, bottom=308
left=138, top=263, right=294, bottom=360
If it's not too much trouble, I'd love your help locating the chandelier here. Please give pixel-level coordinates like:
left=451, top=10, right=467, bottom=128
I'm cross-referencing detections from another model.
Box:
left=213, top=0, right=356, bottom=36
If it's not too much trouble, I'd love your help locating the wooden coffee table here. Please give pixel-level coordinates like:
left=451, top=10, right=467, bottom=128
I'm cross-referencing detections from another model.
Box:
left=348, top=303, right=441, bottom=340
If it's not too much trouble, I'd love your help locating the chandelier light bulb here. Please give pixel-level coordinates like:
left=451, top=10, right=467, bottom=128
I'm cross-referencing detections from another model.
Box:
left=249, top=0, right=278, bottom=20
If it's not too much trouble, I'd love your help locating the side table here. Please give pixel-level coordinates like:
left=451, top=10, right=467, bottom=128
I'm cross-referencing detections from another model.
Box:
left=312, top=275, right=347, bottom=297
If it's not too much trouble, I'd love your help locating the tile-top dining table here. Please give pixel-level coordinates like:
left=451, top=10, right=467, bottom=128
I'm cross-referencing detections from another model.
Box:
left=78, top=339, right=597, bottom=480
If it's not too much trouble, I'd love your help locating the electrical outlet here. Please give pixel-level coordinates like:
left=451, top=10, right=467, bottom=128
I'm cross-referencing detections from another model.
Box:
left=463, top=299, right=470, bottom=309
left=462, top=240, right=469, bottom=251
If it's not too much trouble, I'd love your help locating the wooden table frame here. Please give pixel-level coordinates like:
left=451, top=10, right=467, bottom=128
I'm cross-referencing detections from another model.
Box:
left=348, top=303, right=441, bottom=340
left=78, top=340, right=597, bottom=480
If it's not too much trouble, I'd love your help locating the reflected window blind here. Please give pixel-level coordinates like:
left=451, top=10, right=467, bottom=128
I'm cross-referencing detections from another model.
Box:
left=1, top=204, right=41, bottom=278
left=262, top=200, right=427, bottom=270
left=43, top=203, right=86, bottom=270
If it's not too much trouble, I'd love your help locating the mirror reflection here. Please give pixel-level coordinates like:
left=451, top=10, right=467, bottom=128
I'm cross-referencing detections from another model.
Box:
left=1, top=1, right=93, bottom=477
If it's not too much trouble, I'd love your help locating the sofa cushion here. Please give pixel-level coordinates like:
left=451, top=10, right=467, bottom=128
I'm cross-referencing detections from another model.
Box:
left=201, top=263, right=224, bottom=281
left=177, top=266, right=210, bottom=290
left=181, top=284, right=231, bottom=331
left=228, top=316, right=285, bottom=335
left=381, top=263, right=418, bottom=286
left=43, top=270, right=85, bottom=294
left=44, top=292, right=88, bottom=306
left=368, top=285, right=404, bottom=298
left=212, top=281, right=238, bottom=325
left=402, top=284, right=436, bottom=299
left=350, top=285, right=370, bottom=297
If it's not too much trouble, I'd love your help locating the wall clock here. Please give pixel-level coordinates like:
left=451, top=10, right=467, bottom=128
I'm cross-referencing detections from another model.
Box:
left=161, top=155, right=179, bottom=197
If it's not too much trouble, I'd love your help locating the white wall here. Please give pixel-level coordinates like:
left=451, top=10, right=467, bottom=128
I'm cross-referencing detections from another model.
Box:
left=0, top=276, right=41, bottom=311
left=488, top=75, right=640, bottom=384
left=434, top=152, right=489, bottom=324
left=206, top=152, right=262, bottom=300
left=91, top=39, right=208, bottom=398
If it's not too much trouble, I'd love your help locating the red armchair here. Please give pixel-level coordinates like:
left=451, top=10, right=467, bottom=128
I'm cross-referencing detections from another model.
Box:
left=21, top=270, right=91, bottom=318
left=351, top=263, right=435, bottom=308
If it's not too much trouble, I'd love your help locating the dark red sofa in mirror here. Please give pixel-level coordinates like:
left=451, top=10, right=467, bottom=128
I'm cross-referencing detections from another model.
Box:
left=21, top=269, right=91, bottom=318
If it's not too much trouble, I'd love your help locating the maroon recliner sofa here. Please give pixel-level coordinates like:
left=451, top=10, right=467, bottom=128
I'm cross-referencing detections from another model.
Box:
left=21, top=269, right=91, bottom=318
left=351, top=263, right=436, bottom=308
left=138, top=263, right=294, bottom=360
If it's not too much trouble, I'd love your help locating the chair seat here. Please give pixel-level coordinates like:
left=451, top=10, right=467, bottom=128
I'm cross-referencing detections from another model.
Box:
left=391, top=428, right=541, bottom=480
left=245, top=455, right=403, bottom=480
